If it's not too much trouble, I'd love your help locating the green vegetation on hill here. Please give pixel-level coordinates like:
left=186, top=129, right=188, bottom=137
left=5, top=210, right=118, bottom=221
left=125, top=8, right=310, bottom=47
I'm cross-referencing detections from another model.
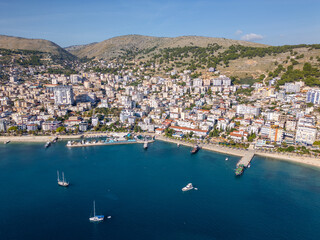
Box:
left=117, top=43, right=320, bottom=72
left=0, top=48, right=44, bottom=55
left=17, top=55, right=42, bottom=66
left=154, top=44, right=319, bottom=67
left=277, top=63, right=320, bottom=86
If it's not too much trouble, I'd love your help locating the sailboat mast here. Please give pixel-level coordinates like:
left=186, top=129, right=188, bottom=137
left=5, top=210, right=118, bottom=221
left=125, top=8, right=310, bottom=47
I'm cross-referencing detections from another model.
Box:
left=62, top=172, right=65, bottom=183
left=93, top=201, right=96, bottom=217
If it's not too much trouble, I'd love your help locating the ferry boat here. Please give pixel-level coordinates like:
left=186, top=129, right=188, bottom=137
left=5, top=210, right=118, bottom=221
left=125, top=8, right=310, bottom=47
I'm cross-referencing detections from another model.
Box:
left=235, top=164, right=244, bottom=176
left=182, top=183, right=194, bottom=191
left=191, top=145, right=200, bottom=154
left=89, top=201, right=105, bottom=222
left=144, top=142, right=148, bottom=149
left=45, top=141, right=51, bottom=148
left=57, top=171, right=69, bottom=187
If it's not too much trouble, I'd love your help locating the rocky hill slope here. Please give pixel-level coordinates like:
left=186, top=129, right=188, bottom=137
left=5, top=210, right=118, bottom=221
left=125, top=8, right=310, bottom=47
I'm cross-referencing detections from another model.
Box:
left=65, top=34, right=267, bottom=59
left=0, top=35, right=76, bottom=60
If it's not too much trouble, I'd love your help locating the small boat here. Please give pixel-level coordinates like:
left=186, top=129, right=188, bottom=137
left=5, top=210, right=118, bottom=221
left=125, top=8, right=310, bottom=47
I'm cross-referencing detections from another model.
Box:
left=177, top=143, right=180, bottom=147
left=45, top=141, right=51, bottom=148
left=191, top=145, right=200, bottom=154
left=4, top=140, right=10, bottom=144
left=235, top=164, right=244, bottom=176
left=182, top=183, right=194, bottom=191
left=225, top=157, right=228, bottom=161
left=248, top=164, right=251, bottom=168
left=89, top=201, right=104, bottom=222
left=57, top=171, right=69, bottom=187
left=144, top=142, right=148, bottom=149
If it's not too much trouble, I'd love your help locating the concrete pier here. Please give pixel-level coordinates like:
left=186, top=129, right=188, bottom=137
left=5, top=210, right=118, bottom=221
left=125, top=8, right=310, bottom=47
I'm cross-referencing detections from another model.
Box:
left=66, top=139, right=154, bottom=148
left=237, top=150, right=255, bottom=167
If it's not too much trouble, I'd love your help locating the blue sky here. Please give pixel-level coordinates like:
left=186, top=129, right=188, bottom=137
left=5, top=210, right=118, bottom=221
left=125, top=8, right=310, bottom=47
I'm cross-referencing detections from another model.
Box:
left=0, top=0, right=319, bottom=47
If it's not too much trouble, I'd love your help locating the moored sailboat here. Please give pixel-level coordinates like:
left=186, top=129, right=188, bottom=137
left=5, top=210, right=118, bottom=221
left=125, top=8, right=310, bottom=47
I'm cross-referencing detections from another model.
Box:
left=57, top=171, right=69, bottom=187
left=89, top=201, right=104, bottom=222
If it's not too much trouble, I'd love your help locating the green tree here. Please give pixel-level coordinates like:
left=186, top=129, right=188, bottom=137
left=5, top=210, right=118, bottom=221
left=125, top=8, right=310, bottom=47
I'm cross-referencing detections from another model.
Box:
left=8, top=126, right=18, bottom=132
left=56, top=126, right=66, bottom=133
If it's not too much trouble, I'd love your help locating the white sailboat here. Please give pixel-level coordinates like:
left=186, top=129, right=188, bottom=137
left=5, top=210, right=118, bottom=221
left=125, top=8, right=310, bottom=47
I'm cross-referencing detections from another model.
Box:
left=89, top=201, right=104, bottom=222
left=57, top=171, right=69, bottom=187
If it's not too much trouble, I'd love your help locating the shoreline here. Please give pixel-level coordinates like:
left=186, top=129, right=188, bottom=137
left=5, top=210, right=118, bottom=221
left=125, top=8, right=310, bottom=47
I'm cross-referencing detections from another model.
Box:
left=1, top=134, right=320, bottom=169
left=0, top=132, right=117, bottom=142
left=155, top=136, right=320, bottom=169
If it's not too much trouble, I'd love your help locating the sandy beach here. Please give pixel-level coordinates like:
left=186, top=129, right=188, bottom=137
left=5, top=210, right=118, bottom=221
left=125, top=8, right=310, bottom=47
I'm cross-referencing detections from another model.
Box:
left=0, top=135, right=81, bottom=142
left=0, top=132, right=120, bottom=142
left=155, top=136, right=320, bottom=169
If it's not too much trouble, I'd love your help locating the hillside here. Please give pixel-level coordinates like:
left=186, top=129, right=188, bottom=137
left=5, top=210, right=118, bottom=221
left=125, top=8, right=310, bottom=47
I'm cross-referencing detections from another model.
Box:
left=66, top=35, right=267, bottom=59
left=0, top=35, right=76, bottom=60
left=66, top=35, right=320, bottom=78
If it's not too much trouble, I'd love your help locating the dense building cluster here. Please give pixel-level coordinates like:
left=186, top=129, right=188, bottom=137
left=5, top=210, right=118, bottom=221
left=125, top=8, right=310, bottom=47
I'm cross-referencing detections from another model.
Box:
left=1, top=55, right=320, bottom=153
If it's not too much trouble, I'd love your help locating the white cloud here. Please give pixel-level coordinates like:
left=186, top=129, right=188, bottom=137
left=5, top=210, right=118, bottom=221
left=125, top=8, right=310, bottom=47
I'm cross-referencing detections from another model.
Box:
left=241, top=33, right=263, bottom=41
left=235, top=30, right=243, bottom=35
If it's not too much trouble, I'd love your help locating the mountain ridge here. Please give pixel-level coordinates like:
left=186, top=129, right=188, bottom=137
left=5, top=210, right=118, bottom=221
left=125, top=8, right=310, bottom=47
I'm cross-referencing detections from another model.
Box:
left=0, top=35, right=76, bottom=60
left=65, top=34, right=268, bottom=59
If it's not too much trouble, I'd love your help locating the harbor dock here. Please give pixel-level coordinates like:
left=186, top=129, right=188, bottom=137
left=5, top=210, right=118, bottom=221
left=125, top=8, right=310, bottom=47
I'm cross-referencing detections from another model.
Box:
left=236, top=150, right=255, bottom=167
left=67, top=140, right=141, bottom=147
left=66, top=135, right=154, bottom=148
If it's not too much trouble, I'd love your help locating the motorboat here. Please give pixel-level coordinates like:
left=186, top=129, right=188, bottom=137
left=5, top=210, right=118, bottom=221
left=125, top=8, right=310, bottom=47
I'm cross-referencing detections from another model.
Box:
left=182, top=183, right=194, bottom=191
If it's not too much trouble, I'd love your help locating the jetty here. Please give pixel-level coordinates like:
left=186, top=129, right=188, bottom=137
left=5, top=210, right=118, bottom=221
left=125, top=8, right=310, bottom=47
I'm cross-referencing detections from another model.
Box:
left=66, top=140, right=153, bottom=148
left=66, top=136, right=154, bottom=148
left=236, top=150, right=255, bottom=167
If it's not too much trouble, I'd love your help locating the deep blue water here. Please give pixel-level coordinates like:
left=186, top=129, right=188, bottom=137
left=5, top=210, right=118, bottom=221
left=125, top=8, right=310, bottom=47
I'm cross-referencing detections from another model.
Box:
left=0, top=140, right=320, bottom=240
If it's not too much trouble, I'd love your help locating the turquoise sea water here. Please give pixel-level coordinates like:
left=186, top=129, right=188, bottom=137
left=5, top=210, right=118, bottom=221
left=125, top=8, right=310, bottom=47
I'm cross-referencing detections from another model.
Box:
left=0, top=140, right=320, bottom=240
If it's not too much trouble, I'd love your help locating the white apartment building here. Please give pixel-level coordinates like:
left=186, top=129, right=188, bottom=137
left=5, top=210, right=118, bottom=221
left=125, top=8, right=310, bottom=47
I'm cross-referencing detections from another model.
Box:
left=0, top=119, right=6, bottom=132
left=295, top=125, right=317, bottom=145
left=284, top=82, right=300, bottom=93
left=306, top=89, right=320, bottom=105
left=53, top=86, right=74, bottom=105
left=236, top=105, right=260, bottom=117
left=269, top=127, right=284, bottom=143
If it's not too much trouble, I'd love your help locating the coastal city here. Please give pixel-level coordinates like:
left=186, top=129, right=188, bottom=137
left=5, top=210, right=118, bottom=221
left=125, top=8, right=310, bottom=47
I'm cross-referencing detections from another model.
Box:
left=1, top=0, right=320, bottom=239
left=0, top=50, right=320, bottom=161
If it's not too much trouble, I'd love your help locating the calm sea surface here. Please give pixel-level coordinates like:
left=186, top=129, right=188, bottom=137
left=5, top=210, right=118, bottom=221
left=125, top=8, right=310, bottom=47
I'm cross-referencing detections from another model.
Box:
left=0, top=140, right=319, bottom=240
